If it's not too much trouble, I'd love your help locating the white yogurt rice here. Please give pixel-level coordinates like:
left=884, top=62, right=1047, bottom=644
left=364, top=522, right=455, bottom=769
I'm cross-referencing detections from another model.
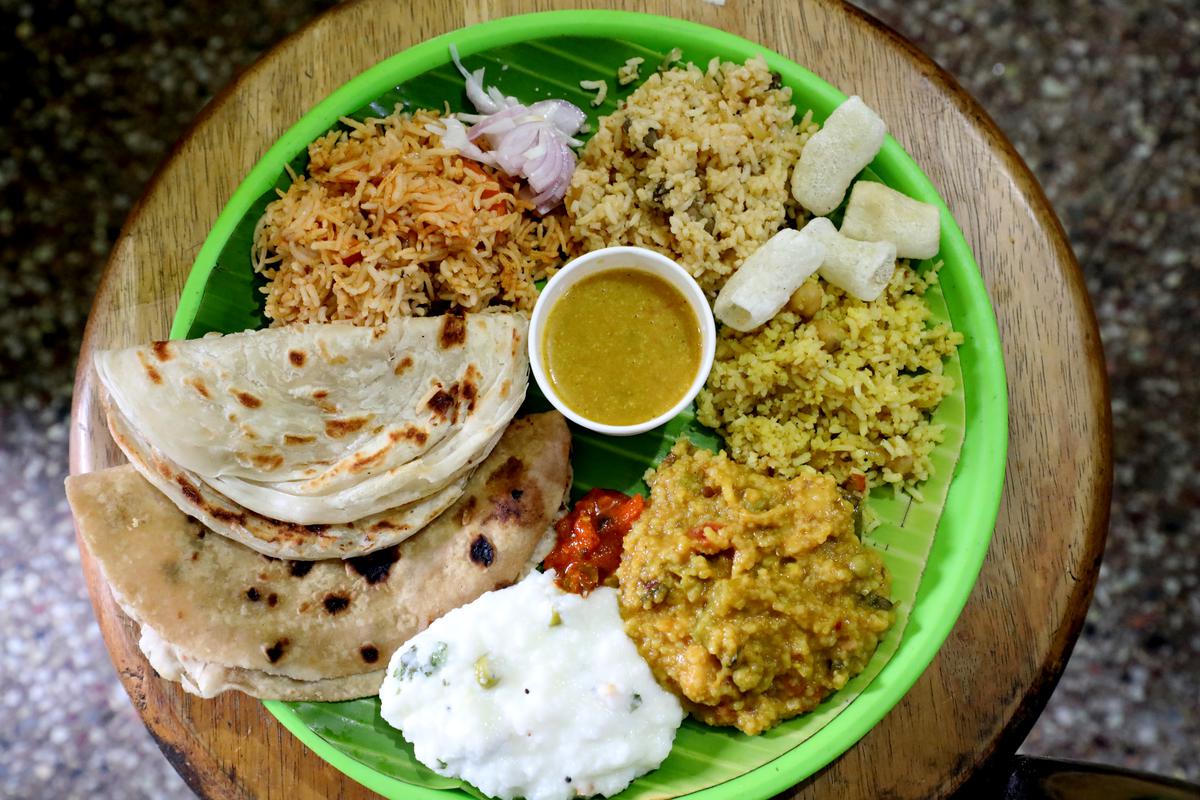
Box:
left=379, top=569, right=683, bottom=800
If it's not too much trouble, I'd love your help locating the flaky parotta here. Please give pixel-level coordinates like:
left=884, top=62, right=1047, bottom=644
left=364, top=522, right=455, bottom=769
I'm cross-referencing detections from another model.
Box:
left=104, top=401, right=469, bottom=560
left=93, top=314, right=528, bottom=526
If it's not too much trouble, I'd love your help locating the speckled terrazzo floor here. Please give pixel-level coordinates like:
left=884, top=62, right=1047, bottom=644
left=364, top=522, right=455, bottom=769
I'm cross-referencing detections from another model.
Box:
left=1, top=1, right=1195, bottom=797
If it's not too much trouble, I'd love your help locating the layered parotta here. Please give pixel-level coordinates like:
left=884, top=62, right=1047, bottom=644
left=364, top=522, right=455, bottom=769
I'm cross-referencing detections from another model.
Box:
left=93, top=313, right=528, bottom=526
left=104, top=401, right=469, bottom=560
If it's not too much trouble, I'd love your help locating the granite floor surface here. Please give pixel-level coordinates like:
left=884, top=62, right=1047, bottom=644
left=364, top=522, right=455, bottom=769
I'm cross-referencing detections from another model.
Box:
left=1, top=0, right=1196, bottom=797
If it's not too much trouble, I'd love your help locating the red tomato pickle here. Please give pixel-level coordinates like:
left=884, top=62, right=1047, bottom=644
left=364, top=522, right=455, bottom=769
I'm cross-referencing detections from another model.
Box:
left=545, top=489, right=645, bottom=595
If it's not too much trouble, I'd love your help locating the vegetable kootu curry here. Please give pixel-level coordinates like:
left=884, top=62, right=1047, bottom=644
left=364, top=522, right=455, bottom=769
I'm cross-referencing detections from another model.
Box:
left=542, top=269, right=702, bottom=426
left=617, top=442, right=895, bottom=735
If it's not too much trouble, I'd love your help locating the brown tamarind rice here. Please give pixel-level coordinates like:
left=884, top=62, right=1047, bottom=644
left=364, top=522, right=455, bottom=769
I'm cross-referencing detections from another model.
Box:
left=566, top=56, right=815, bottom=295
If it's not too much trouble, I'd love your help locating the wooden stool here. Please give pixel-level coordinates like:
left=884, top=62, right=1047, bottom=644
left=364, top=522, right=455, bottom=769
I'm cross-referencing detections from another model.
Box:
left=68, top=1, right=1112, bottom=797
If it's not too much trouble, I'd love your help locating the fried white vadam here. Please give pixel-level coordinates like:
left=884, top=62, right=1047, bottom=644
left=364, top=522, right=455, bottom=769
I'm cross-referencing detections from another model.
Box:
left=840, top=180, right=941, bottom=260
left=790, top=96, right=886, bottom=216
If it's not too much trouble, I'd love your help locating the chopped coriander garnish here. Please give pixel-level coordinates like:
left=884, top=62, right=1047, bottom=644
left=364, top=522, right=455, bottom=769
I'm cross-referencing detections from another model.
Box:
left=428, top=641, right=448, bottom=670
left=394, top=641, right=449, bottom=681
left=863, top=592, right=894, bottom=611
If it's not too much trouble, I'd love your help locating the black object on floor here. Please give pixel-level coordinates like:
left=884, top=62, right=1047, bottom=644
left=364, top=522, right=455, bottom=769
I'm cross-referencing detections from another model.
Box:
left=960, top=755, right=1200, bottom=800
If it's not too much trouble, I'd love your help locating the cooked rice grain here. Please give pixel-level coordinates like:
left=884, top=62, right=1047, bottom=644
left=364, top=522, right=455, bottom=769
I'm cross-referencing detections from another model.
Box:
left=566, top=57, right=814, bottom=294
left=617, top=57, right=644, bottom=86
left=253, top=109, right=567, bottom=325
left=579, top=79, right=608, bottom=107
left=696, top=265, right=963, bottom=491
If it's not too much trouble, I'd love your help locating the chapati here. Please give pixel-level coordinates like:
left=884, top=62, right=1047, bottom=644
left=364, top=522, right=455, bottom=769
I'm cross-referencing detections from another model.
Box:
left=138, top=624, right=385, bottom=701
left=65, top=413, right=572, bottom=699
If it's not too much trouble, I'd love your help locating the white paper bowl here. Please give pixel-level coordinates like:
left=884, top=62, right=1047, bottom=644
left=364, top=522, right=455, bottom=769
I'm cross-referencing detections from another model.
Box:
left=528, top=246, right=716, bottom=437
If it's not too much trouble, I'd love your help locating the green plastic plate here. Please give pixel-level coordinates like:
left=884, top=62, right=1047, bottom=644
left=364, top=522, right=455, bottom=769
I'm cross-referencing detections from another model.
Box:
left=169, top=10, right=1007, bottom=800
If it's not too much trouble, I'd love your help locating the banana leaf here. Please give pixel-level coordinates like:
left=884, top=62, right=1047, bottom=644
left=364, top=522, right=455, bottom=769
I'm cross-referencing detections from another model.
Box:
left=177, top=27, right=982, bottom=800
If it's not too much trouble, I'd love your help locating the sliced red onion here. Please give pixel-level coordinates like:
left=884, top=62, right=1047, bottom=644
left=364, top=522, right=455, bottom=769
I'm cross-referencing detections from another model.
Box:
left=529, top=152, right=575, bottom=213
left=527, top=154, right=558, bottom=192
left=492, top=123, right=541, bottom=174
left=426, top=119, right=494, bottom=164
left=523, top=138, right=549, bottom=165
left=505, top=121, right=542, bottom=152
left=526, top=135, right=564, bottom=190
left=487, top=85, right=514, bottom=111
left=468, top=106, right=526, bottom=140
left=527, top=100, right=588, bottom=137
left=450, top=45, right=501, bottom=116
left=437, top=44, right=588, bottom=213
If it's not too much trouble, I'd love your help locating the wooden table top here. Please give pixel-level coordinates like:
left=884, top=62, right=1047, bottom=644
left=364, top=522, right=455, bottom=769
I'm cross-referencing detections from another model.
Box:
left=67, top=0, right=1112, bottom=798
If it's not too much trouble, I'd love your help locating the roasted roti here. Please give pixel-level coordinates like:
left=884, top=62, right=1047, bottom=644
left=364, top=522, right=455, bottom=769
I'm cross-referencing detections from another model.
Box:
left=137, top=624, right=385, bottom=701
left=93, top=314, right=528, bottom=525
left=65, top=413, right=572, bottom=700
